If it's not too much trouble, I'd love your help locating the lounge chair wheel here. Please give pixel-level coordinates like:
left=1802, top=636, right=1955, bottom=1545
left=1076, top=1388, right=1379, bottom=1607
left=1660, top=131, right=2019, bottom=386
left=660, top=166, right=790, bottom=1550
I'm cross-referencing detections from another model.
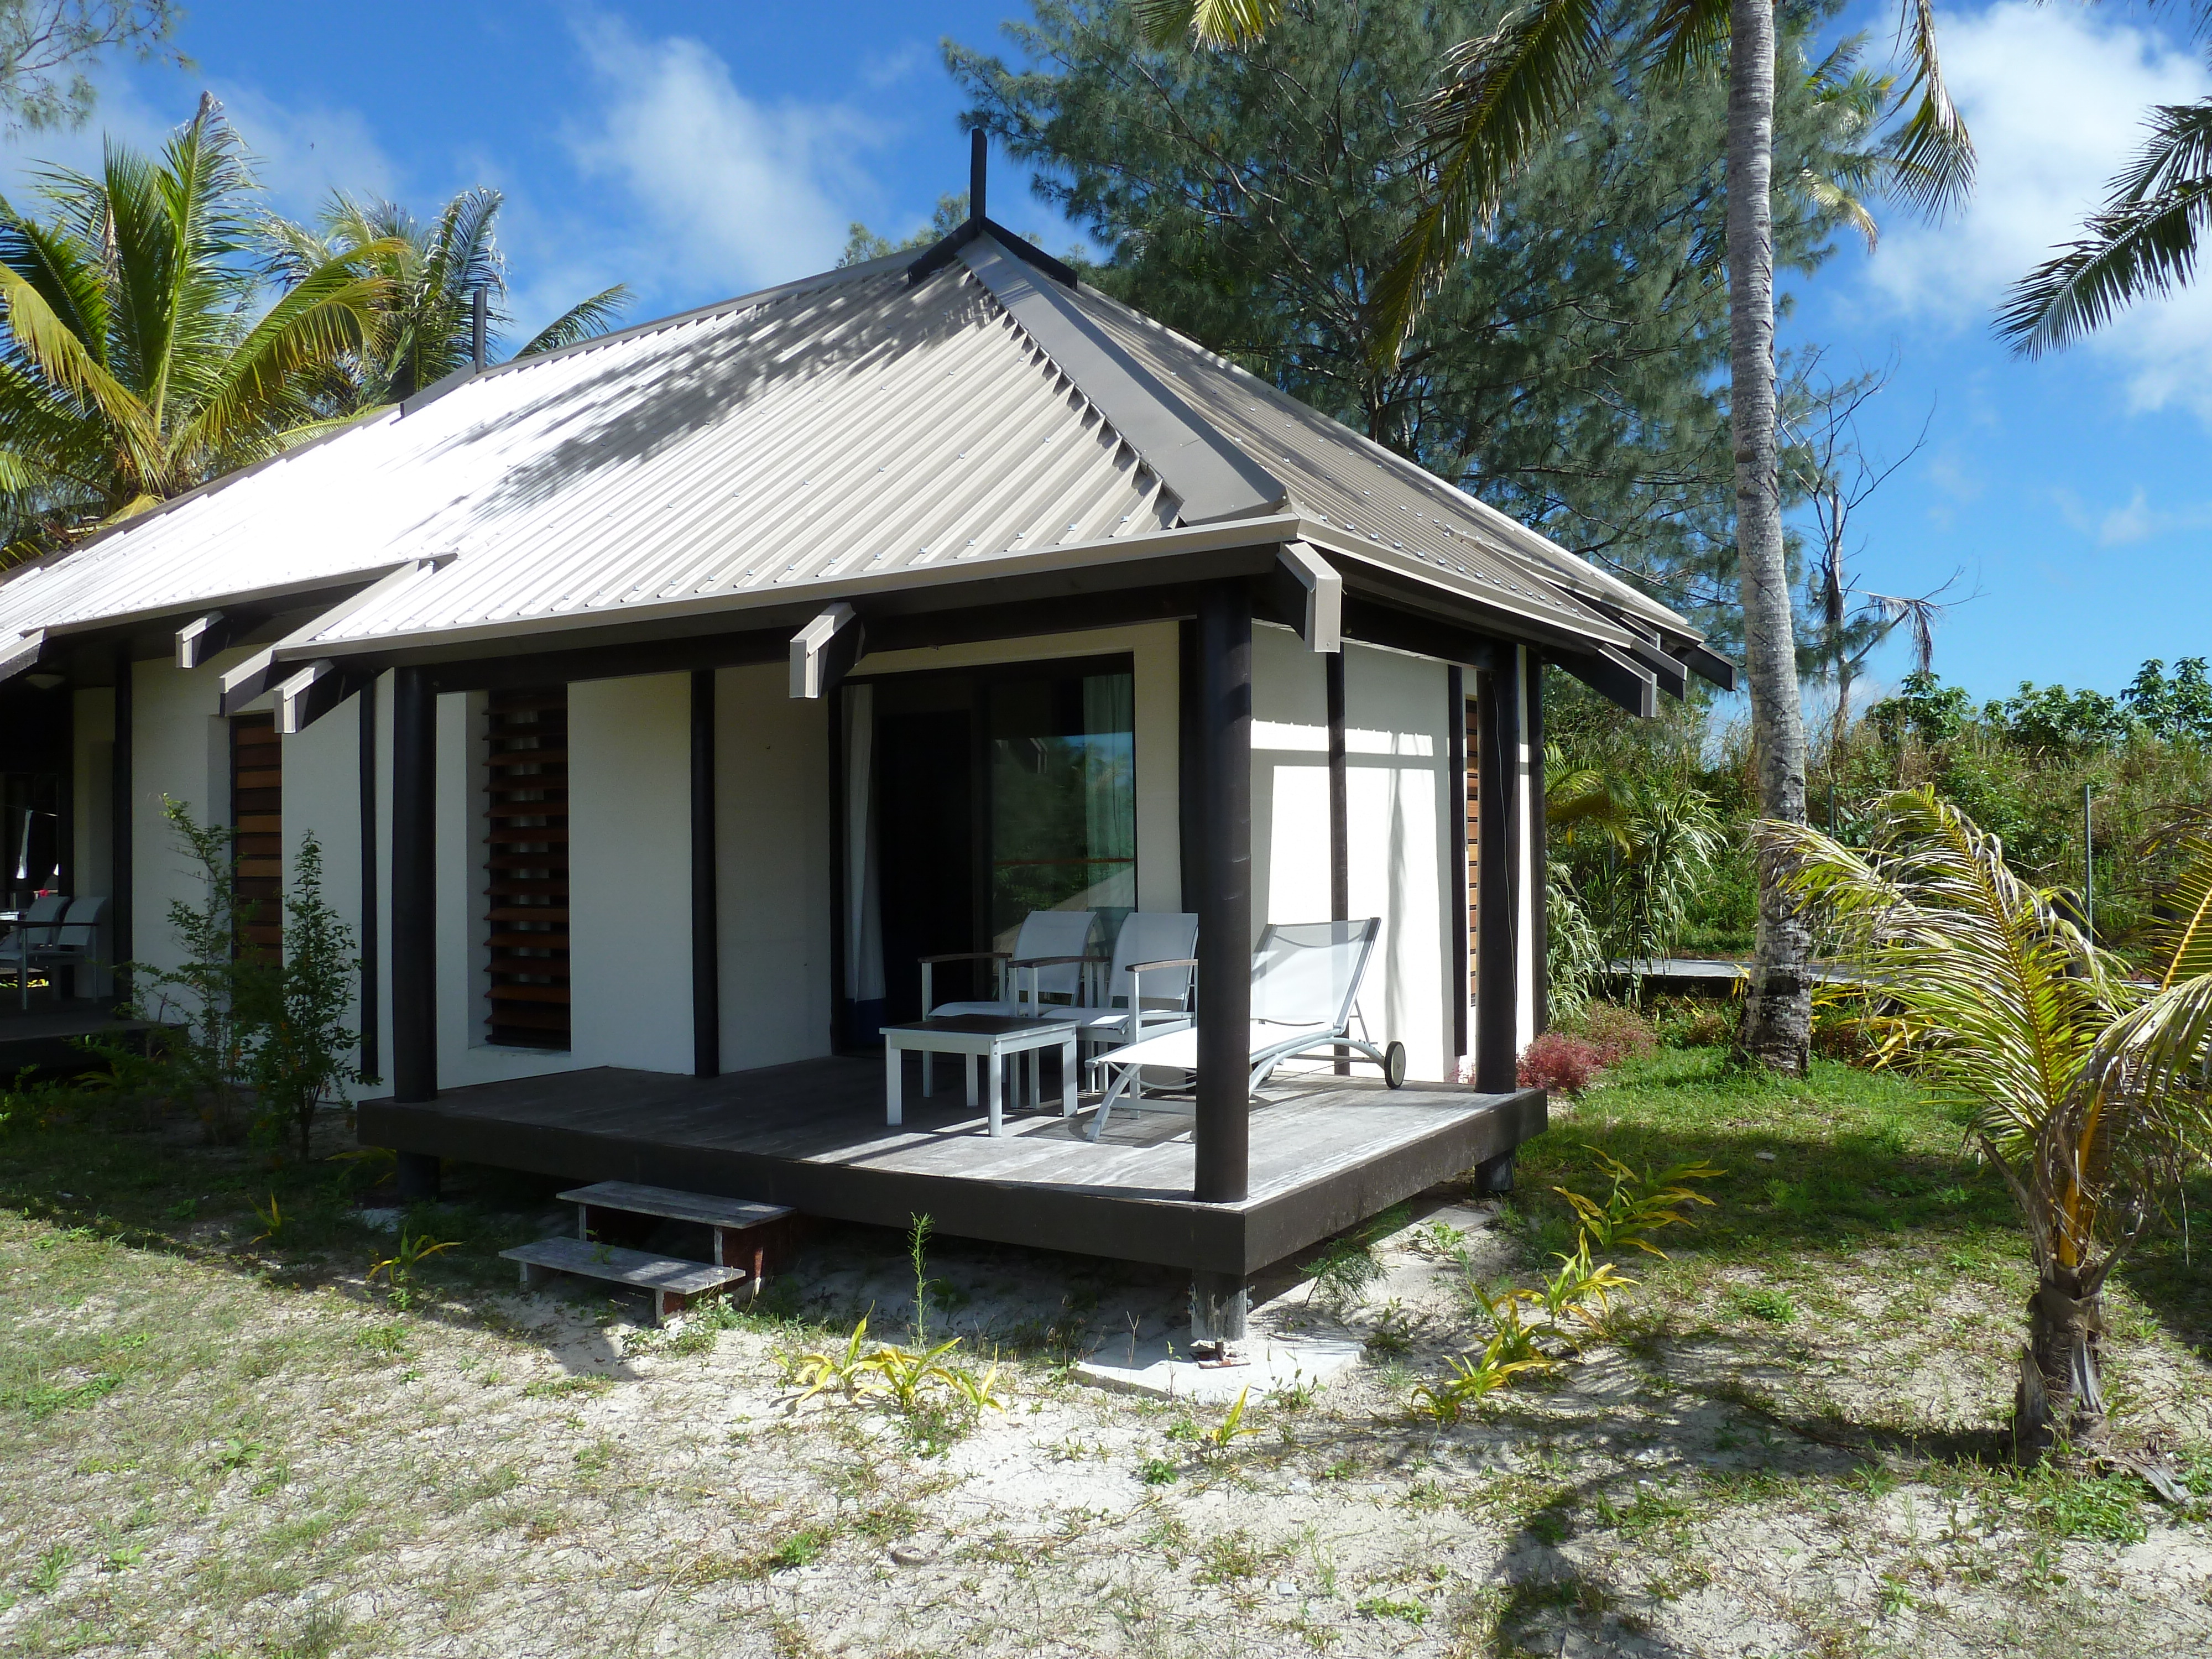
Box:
left=1383, top=1042, right=1406, bottom=1088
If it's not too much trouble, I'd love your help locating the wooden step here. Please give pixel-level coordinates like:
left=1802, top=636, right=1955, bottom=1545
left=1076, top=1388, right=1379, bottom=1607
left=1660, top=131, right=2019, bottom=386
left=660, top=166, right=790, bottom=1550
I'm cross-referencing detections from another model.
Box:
left=558, top=1182, right=798, bottom=1293
left=557, top=1182, right=794, bottom=1231
left=500, top=1237, right=745, bottom=1326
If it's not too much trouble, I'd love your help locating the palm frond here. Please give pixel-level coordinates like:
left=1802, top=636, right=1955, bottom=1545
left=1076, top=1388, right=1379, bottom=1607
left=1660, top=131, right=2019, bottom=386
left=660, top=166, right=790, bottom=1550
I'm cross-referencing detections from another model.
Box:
left=1644, top=0, right=1729, bottom=83
left=0, top=263, right=150, bottom=440
left=1132, top=0, right=1282, bottom=50
left=514, top=285, right=632, bottom=358
left=1882, top=0, right=1975, bottom=220
left=1373, top=0, right=1613, bottom=357
left=1997, top=100, right=2212, bottom=356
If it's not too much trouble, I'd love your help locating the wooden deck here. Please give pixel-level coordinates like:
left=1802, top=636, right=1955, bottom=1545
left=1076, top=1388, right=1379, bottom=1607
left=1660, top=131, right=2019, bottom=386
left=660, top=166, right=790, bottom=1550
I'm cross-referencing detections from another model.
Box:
left=357, top=1057, right=1546, bottom=1275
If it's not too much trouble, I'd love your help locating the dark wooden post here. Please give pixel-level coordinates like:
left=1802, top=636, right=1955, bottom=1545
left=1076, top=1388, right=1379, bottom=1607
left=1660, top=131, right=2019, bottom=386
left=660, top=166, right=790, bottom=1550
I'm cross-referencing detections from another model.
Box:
left=1474, top=662, right=1520, bottom=1093
left=109, top=645, right=132, bottom=987
left=1448, top=665, right=1469, bottom=1063
left=1524, top=650, right=1548, bottom=1037
left=691, top=669, right=721, bottom=1077
left=1193, top=580, right=1252, bottom=1207
left=358, top=678, right=380, bottom=1083
left=390, top=667, right=436, bottom=1104
left=1327, top=649, right=1349, bottom=1073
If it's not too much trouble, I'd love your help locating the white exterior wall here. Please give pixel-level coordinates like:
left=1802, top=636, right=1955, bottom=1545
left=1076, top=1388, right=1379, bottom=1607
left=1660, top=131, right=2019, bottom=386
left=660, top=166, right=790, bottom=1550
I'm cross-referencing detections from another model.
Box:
left=568, top=674, right=694, bottom=1072
left=716, top=663, right=833, bottom=1070
left=848, top=622, right=1183, bottom=911
left=1250, top=627, right=1459, bottom=1084
left=280, top=688, right=368, bottom=1094
left=127, top=653, right=245, bottom=983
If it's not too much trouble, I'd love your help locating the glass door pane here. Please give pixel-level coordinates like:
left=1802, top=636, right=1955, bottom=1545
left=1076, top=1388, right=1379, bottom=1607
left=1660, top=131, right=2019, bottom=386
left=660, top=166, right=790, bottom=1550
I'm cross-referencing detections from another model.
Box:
left=987, top=670, right=1136, bottom=951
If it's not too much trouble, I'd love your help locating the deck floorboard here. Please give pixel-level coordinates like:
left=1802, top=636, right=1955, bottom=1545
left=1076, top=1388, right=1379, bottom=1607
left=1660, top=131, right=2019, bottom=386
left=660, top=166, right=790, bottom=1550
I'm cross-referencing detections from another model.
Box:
left=357, top=1057, right=1546, bottom=1274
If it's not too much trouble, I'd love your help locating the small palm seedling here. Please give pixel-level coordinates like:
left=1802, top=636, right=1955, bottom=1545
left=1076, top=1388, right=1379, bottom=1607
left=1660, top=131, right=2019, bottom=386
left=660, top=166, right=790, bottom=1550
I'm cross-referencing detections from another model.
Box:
left=1553, top=1149, right=1721, bottom=1258
left=780, top=1316, right=885, bottom=1404
left=869, top=1335, right=967, bottom=1413
left=249, top=1192, right=286, bottom=1247
left=1202, top=1386, right=1265, bottom=1454
left=367, top=1227, right=458, bottom=1310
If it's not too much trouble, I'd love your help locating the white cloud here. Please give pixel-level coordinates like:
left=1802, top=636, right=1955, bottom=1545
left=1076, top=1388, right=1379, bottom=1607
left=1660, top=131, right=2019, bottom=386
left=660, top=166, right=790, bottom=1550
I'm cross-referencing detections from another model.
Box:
left=1863, top=3, right=2212, bottom=416
left=566, top=13, right=883, bottom=294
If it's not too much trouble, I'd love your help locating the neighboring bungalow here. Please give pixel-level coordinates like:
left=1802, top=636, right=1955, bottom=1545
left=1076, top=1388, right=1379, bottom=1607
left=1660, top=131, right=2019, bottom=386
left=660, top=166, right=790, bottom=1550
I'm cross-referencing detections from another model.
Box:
left=0, top=146, right=1726, bottom=1324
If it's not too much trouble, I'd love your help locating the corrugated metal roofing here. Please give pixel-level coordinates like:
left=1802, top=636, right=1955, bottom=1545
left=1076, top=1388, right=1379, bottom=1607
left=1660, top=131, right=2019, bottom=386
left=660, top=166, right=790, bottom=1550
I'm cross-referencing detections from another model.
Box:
left=0, top=232, right=1700, bottom=665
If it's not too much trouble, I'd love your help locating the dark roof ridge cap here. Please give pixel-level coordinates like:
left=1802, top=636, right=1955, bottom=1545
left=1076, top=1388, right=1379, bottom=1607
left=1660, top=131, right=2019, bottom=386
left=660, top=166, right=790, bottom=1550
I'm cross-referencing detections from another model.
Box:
left=958, top=234, right=1282, bottom=527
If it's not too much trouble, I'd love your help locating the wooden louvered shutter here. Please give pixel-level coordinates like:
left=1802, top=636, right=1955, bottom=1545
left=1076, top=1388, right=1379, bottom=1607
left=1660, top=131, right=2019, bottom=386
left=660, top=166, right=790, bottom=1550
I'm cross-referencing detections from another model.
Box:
left=485, top=689, right=570, bottom=1048
left=231, top=715, right=283, bottom=956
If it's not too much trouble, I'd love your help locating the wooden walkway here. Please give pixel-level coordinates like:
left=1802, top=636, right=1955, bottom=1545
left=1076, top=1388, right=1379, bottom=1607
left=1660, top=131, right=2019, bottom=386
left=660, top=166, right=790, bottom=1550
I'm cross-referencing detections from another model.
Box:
left=358, top=1057, right=1546, bottom=1275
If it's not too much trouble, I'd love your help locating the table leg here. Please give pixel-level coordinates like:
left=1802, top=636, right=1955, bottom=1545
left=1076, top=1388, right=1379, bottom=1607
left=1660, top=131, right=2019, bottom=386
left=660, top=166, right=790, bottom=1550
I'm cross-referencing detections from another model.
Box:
left=1025, top=1048, right=1038, bottom=1109
left=966, top=1053, right=978, bottom=1109
left=885, top=1045, right=903, bottom=1127
left=987, top=1044, right=1003, bottom=1136
left=1061, top=1036, right=1076, bottom=1117
left=921, top=1046, right=933, bottom=1099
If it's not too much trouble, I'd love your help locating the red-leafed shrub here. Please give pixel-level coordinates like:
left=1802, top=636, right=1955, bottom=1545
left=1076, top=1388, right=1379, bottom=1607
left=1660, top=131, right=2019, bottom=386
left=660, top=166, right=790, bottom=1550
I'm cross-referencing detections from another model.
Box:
left=1515, top=1032, right=1608, bottom=1094
left=1574, top=1001, right=1658, bottom=1068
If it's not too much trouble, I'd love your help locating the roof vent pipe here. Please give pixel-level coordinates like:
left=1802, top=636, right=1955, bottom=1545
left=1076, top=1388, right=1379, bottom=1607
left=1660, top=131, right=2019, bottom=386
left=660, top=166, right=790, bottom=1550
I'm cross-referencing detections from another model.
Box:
left=969, top=127, right=986, bottom=227
left=471, top=285, right=488, bottom=373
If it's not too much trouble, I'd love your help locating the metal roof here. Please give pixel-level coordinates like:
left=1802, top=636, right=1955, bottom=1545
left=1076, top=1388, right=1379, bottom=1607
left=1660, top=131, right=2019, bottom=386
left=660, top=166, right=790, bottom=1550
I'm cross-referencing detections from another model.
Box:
left=0, top=231, right=1704, bottom=674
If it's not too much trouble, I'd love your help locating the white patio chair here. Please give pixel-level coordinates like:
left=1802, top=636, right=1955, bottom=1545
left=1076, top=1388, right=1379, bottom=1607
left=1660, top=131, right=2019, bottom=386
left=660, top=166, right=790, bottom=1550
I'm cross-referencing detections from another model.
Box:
left=920, top=909, right=1102, bottom=1020
left=0, top=893, right=71, bottom=1009
left=1062, top=911, right=1198, bottom=1088
left=33, top=897, right=107, bottom=1003
left=1085, top=918, right=1406, bottom=1141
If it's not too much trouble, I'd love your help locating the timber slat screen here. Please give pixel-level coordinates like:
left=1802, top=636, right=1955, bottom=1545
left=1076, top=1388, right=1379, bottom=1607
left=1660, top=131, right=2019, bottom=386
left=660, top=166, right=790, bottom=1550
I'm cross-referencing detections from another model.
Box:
left=1465, top=696, right=1479, bottom=1002
left=231, top=715, right=283, bottom=956
left=485, top=688, right=571, bottom=1048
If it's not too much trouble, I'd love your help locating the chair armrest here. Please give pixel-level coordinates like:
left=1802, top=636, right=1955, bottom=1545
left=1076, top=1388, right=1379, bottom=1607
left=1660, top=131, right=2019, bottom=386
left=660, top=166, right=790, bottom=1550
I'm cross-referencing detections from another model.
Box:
left=919, top=951, right=1011, bottom=965
left=1126, top=957, right=1198, bottom=972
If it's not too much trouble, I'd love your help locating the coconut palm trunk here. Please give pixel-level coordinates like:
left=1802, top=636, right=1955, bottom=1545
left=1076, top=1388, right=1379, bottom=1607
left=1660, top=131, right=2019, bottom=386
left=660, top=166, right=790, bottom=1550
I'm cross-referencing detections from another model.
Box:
left=1727, top=0, right=1811, bottom=1071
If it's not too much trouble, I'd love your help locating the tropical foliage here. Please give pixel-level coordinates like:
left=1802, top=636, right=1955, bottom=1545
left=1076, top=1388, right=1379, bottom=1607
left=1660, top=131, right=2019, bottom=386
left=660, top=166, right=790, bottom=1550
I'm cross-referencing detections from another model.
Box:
left=260, top=187, right=632, bottom=411
left=0, top=97, right=389, bottom=564
left=1759, top=787, right=2212, bottom=1457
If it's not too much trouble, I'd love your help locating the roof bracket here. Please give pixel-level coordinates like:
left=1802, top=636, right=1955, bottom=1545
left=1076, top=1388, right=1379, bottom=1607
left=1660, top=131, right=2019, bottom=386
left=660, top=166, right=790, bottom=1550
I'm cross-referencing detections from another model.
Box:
left=175, top=611, right=237, bottom=670
left=222, top=556, right=446, bottom=714
left=276, top=660, right=348, bottom=735
left=0, top=628, right=45, bottom=685
left=1678, top=640, right=1738, bottom=692
left=790, top=603, right=864, bottom=700
left=1553, top=645, right=1657, bottom=718
left=1269, top=541, right=1342, bottom=652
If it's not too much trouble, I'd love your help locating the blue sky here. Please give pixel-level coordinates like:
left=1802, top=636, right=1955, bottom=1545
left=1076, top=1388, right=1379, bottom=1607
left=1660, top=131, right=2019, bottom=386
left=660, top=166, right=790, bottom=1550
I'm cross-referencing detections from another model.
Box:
left=9, top=1, right=2207, bottom=706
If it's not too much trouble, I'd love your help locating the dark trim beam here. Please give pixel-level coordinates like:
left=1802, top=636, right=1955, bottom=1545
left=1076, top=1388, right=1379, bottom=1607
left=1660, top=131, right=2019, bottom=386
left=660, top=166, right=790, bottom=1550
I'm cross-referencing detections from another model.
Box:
left=390, top=666, right=436, bottom=1103
left=1552, top=645, right=1656, bottom=718
left=358, top=679, right=380, bottom=1084
left=1524, top=650, right=1550, bottom=1037
left=109, top=644, right=132, bottom=979
left=1327, top=649, right=1350, bottom=1076
left=1193, top=581, right=1253, bottom=1204
left=1474, top=662, right=1520, bottom=1092
left=691, top=669, right=721, bottom=1078
left=1340, top=594, right=1500, bottom=671
left=1449, top=665, right=1469, bottom=1062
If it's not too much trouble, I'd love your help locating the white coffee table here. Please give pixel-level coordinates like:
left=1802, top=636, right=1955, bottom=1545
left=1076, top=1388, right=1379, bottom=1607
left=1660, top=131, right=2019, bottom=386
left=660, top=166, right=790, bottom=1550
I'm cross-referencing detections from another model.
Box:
left=881, top=1015, right=1080, bottom=1136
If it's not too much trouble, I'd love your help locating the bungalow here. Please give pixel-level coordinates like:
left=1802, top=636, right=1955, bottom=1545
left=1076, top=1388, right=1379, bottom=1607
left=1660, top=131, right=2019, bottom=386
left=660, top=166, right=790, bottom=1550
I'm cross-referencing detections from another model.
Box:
left=0, top=141, right=1726, bottom=1331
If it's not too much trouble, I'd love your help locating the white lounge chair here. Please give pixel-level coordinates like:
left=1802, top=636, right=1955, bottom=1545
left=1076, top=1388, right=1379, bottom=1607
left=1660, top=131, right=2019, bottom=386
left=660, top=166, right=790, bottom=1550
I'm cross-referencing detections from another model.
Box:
left=0, top=893, right=70, bottom=1009
left=1086, top=918, right=1406, bottom=1141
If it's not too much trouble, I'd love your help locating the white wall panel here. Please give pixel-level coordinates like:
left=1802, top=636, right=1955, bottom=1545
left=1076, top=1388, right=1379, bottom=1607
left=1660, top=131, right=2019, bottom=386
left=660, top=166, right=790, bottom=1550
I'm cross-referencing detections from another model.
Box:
left=716, top=664, right=833, bottom=1070
left=568, top=673, right=695, bottom=1073
left=281, top=690, right=367, bottom=1094
left=127, top=655, right=237, bottom=984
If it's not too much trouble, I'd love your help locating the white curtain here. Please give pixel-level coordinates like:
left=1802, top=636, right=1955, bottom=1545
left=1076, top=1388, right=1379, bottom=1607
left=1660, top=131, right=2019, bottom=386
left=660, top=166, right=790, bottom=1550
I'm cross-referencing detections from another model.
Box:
left=1082, top=673, right=1136, bottom=910
left=843, top=685, right=885, bottom=1002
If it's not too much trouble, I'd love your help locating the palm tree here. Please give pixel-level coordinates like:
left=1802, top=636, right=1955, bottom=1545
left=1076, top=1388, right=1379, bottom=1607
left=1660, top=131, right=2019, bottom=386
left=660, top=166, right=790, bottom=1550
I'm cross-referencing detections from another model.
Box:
left=261, top=187, right=632, bottom=412
left=1760, top=788, right=2212, bottom=1460
left=1998, top=100, right=2212, bottom=353
left=1140, top=0, right=1975, bottom=1072
left=0, top=95, right=391, bottom=564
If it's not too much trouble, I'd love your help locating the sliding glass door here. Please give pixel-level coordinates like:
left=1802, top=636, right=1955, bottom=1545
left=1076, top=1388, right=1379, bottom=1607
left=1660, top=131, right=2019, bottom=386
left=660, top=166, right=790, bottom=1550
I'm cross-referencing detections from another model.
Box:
left=842, top=656, right=1136, bottom=1035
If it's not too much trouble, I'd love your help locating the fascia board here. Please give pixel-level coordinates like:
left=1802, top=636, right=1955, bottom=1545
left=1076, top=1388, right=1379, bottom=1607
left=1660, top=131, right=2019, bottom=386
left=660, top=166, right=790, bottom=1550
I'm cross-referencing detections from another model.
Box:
left=1296, top=523, right=1634, bottom=653
left=35, top=559, right=421, bottom=646
left=273, top=514, right=1309, bottom=667
left=958, top=236, right=1285, bottom=526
